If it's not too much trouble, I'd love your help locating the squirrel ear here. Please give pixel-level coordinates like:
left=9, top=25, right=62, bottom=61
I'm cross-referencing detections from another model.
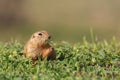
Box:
left=32, top=35, right=35, bottom=38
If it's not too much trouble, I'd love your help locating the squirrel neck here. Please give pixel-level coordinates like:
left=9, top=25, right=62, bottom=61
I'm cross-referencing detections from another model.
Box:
left=30, top=38, right=50, bottom=49
left=39, top=43, right=50, bottom=49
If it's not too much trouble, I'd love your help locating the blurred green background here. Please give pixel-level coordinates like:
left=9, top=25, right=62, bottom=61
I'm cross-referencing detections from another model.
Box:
left=0, top=0, right=120, bottom=42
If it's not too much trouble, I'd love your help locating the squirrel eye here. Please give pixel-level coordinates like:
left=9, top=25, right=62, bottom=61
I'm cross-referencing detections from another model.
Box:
left=38, top=33, right=42, bottom=36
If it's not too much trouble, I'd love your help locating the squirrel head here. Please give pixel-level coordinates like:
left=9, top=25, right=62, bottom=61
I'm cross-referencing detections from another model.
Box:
left=30, top=30, right=51, bottom=45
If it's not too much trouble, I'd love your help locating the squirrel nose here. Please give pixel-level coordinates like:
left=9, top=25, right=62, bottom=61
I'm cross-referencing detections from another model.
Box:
left=48, top=36, right=51, bottom=39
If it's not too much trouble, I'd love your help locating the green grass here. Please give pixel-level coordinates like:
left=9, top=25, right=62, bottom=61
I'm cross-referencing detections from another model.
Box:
left=0, top=39, right=120, bottom=80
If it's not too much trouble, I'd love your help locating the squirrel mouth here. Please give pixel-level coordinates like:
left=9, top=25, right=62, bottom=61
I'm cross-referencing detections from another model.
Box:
left=45, top=39, right=50, bottom=43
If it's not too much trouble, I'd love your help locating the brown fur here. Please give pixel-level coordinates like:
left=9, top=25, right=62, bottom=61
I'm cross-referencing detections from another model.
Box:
left=24, top=31, right=56, bottom=62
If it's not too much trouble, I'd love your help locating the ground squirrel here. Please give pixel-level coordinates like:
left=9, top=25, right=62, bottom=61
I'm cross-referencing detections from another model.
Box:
left=24, top=30, right=56, bottom=62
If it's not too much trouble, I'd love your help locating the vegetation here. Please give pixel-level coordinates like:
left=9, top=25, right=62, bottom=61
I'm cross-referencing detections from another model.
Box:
left=0, top=38, right=120, bottom=80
